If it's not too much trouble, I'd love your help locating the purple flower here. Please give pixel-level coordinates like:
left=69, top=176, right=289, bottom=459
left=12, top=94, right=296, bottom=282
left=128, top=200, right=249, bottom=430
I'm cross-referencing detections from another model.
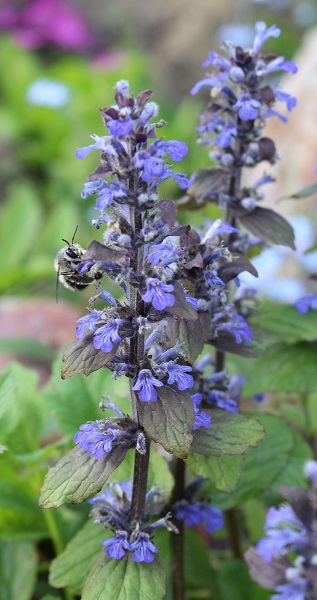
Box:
left=175, top=500, right=223, bottom=533
left=130, top=532, right=158, bottom=563
left=217, top=312, right=253, bottom=345
left=216, top=123, right=238, bottom=147
left=133, top=151, right=165, bottom=182
left=274, top=90, right=297, bottom=112
left=142, top=278, right=175, bottom=311
left=93, top=318, right=123, bottom=353
left=190, top=75, right=223, bottom=96
left=76, top=310, right=102, bottom=340
left=95, top=182, right=127, bottom=211
left=107, top=116, right=134, bottom=137
left=75, top=134, right=114, bottom=160
left=193, top=406, right=211, bottom=430
left=162, top=362, right=194, bottom=390
left=147, top=242, right=180, bottom=267
left=74, top=421, right=131, bottom=459
left=295, top=293, right=317, bottom=314
left=202, top=50, right=231, bottom=71
left=205, top=271, right=225, bottom=289
left=256, top=505, right=308, bottom=563
left=252, top=21, right=281, bottom=54
left=153, top=140, right=188, bottom=162
left=233, top=94, right=261, bottom=120
left=202, top=219, right=238, bottom=243
left=132, top=369, right=164, bottom=402
left=138, top=102, right=159, bottom=127
left=102, top=531, right=130, bottom=560
left=184, top=292, right=198, bottom=311
left=256, top=57, right=298, bottom=77
left=272, top=580, right=307, bottom=600
left=208, top=389, right=238, bottom=413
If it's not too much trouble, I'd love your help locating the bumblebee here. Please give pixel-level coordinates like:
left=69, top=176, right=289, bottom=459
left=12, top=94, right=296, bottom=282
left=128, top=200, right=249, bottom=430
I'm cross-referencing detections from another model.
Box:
left=54, top=227, right=102, bottom=299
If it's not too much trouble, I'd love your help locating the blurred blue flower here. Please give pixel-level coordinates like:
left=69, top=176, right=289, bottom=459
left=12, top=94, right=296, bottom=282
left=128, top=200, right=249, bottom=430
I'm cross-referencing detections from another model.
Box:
left=26, top=78, right=71, bottom=108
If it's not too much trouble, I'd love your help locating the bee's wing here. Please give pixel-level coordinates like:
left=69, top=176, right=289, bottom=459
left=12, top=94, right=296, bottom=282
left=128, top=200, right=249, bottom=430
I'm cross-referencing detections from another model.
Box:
left=56, top=263, right=61, bottom=303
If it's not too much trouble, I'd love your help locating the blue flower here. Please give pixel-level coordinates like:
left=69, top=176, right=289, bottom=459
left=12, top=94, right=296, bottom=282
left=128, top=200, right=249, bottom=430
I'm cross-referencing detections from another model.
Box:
left=142, top=278, right=175, bottom=311
left=162, top=362, right=194, bottom=390
left=256, top=57, right=298, bottom=77
left=201, top=50, right=231, bottom=71
left=233, top=94, right=261, bottom=120
left=190, top=75, right=223, bottom=96
left=184, top=292, right=198, bottom=310
left=75, top=134, right=115, bottom=160
left=175, top=500, right=223, bottom=534
left=132, top=369, right=164, bottom=402
left=216, top=123, right=238, bottom=147
left=93, top=318, right=123, bottom=352
left=102, top=531, right=131, bottom=560
left=252, top=21, right=281, bottom=54
left=205, top=271, right=225, bottom=289
left=304, top=459, right=317, bottom=489
left=138, top=102, right=159, bottom=127
left=133, top=151, right=165, bottom=182
left=152, top=140, right=188, bottom=162
left=217, top=312, right=253, bottom=345
left=193, top=406, right=211, bottom=430
left=274, top=90, right=297, bottom=112
left=147, top=242, right=180, bottom=267
left=95, top=182, right=127, bottom=210
left=129, top=532, right=158, bottom=563
left=202, top=219, right=239, bottom=243
left=107, top=116, right=134, bottom=136
left=74, top=421, right=131, bottom=459
left=256, top=505, right=308, bottom=563
left=271, top=580, right=307, bottom=600
left=76, top=310, right=102, bottom=340
left=295, top=293, right=317, bottom=314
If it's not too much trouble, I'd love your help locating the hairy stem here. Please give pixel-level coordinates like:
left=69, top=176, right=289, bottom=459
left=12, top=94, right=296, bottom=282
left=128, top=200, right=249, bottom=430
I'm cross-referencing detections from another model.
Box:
left=129, top=202, right=150, bottom=526
left=170, top=458, right=186, bottom=600
left=225, top=508, right=243, bottom=559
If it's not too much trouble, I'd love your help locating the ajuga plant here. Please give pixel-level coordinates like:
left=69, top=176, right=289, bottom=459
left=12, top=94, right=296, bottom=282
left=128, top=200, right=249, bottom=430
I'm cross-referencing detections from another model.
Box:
left=40, top=22, right=299, bottom=600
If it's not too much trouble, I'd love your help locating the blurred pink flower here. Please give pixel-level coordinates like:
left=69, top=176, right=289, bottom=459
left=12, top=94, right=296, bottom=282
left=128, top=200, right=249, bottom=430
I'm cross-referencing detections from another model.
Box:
left=0, top=0, right=92, bottom=51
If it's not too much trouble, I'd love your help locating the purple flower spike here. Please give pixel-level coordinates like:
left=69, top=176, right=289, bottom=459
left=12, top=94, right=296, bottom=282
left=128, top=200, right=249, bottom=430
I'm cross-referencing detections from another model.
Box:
left=162, top=362, right=194, bottom=390
left=93, top=318, right=123, bottom=353
left=102, top=531, right=130, bottom=560
left=132, top=369, right=164, bottom=402
left=130, top=532, right=158, bottom=563
left=142, top=278, right=175, bottom=311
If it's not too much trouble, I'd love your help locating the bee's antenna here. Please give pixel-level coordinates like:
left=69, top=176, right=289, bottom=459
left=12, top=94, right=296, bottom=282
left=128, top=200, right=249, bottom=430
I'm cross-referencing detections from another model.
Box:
left=72, top=225, right=79, bottom=244
left=61, top=238, right=70, bottom=245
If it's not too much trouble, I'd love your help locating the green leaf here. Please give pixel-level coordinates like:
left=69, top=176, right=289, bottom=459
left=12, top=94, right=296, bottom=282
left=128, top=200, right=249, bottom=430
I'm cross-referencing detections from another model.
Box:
left=138, top=386, right=194, bottom=459
left=82, top=552, right=166, bottom=600
left=61, top=335, right=119, bottom=379
left=166, top=311, right=210, bottom=363
left=43, top=359, right=129, bottom=436
left=0, top=541, right=37, bottom=600
left=0, top=463, right=47, bottom=540
left=217, top=559, right=269, bottom=600
left=239, top=207, right=295, bottom=249
left=0, top=363, right=46, bottom=453
left=278, top=181, right=317, bottom=201
left=40, top=446, right=130, bottom=508
left=49, top=520, right=107, bottom=591
left=208, top=415, right=295, bottom=509
left=243, top=342, right=317, bottom=396
left=187, top=454, right=243, bottom=492
left=0, top=182, right=42, bottom=270
left=191, top=409, right=265, bottom=455
left=251, top=301, right=317, bottom=344
left=268, top=428, right=312, bottom=492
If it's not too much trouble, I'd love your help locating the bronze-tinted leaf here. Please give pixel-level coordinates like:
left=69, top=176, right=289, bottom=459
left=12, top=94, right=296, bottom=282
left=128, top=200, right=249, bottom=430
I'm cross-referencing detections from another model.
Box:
left=239, top=207, right=295, bottom=249
left=167, top=282, right=198, bottom=321
left=83, top=240, right=126, bottom=263
left=258, top=137, right=276, bottom=161
left=61, top=335, right=119, bottom=379
left=218, top=256, right=258, bottom=283
left=210, top=331, right=264, bottom=358
left=138, top=385, right=194, bottom=459
left=40, top=445, right=129, bottom=508
left=244, top=548, right=286, bottom=590
left=280, top=486, right=312, bottom=528
left=186, top=168, right=229, bottom=205
left=158, top=199, right=176, bottom=226
left=167, top=311, right=210, bottom=363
